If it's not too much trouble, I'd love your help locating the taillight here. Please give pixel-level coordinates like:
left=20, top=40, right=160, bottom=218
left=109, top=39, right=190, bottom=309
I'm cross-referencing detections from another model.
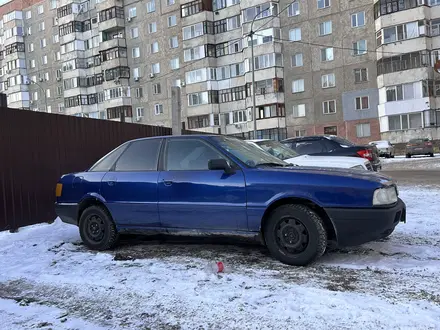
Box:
left=357, top=149, right=373, bottom=161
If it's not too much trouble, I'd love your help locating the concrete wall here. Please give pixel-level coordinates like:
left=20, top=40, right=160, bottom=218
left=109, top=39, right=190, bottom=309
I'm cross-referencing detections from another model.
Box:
left=342, top=88, right=379, bottom=121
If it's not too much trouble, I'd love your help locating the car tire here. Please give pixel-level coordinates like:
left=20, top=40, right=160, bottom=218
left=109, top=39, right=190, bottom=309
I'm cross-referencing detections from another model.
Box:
left=390, top=154, right=395, bottom=158
left=430, top=153, right=434, bottom=157
left=406, top=154, right=411, bottom=158
left=263, top=204, right=327, bottom=266
left=79, top=205, right=119, bottom=251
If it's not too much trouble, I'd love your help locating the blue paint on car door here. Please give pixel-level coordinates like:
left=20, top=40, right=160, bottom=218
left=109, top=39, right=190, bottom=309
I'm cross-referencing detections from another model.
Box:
left=100, top=138, right=163, bottom=227
left=158, top=138, right=247, bottom=231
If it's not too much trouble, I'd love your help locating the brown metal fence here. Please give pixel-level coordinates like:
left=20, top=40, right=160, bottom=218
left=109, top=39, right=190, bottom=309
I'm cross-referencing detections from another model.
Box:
left=0, top=107, right=180, bottom=231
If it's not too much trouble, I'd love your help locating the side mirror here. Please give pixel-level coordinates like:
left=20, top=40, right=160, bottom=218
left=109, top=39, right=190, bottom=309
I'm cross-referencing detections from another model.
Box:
left=208, top=159, right=234, bottom=174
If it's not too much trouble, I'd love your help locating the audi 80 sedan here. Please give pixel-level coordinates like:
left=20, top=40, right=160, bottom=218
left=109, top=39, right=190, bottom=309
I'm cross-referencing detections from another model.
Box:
left=55, top=135, right=406, bottom=266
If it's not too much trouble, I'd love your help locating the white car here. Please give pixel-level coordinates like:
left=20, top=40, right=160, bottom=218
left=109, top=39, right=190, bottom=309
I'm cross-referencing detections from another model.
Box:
left=246, top=139, right=372, bottom=171
left=369, top=140, right=395, bottom=158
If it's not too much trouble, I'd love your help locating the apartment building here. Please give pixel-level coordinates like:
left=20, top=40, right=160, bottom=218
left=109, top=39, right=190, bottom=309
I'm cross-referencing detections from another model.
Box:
left=375, top=0, right=440, bottom=143
left=0, top=0, right=383, bottom=142
left=283, top=0, right=380, bottom=144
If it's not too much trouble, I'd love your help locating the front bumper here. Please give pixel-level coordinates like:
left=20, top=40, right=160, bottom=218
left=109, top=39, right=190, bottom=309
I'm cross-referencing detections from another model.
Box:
left=55, top=203, right=79, bottom=226
left=324, top=198, right=406, bottom=247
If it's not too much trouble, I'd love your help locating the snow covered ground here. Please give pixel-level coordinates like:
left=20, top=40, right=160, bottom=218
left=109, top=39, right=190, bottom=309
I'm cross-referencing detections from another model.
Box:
left=381, top=154, right=440, bottom=170
left=1, top=188, right=440, bottom=329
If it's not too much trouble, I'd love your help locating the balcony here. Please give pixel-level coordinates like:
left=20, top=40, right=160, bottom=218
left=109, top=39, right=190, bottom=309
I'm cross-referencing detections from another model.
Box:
left=98, top=18, right=125, bottom=32
left=99, top=37, right=126, bottom=51
left=101, top=57, right=129, bottom=71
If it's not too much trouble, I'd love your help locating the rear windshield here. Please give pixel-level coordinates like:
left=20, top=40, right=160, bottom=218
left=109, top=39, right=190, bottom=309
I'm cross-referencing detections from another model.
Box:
left=327, top=136, right=356, bottom=146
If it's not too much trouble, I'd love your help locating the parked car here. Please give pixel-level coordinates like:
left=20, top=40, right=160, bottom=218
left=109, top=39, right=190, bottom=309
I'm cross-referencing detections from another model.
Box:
left=405, top=138, right=434, bottom=158
left=55, top=135, right=406, bottom=266
left=369, top=140, right=395, bottom=158
left=281, top=135, right=382, bottom=171
left=246, top=139, right=372, bottom=171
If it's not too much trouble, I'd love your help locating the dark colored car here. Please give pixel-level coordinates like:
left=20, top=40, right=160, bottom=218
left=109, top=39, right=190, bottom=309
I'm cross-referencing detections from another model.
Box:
left=281, top=135, right=382, bottom=171
left=405, top=138, right=434, bottom=158
left=55, top=135, right=405, bottom=266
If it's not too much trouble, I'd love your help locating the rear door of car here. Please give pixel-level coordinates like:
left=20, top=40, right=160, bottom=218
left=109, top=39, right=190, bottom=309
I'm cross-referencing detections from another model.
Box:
left=157, top=137, right=247, bottom=231
left=100, top=138, right=163, bottom=227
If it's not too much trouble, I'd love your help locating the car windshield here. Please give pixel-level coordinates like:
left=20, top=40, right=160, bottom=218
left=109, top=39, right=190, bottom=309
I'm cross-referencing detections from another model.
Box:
left=212, top=136, right=289, bottom=167
left=328, top=136, right=356, bottom=147
left=254, top=140, right=299, bottom=160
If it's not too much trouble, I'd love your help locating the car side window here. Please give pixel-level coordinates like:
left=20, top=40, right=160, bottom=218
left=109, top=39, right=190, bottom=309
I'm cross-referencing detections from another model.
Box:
left=114, top=139, right=162, bottom=171
left=321, top=139, right=337, bottom=152
left=165, top=139, right=226, bottom=171
left=89, top=144, right=128, bottom=172
left=294, top=141, right=325, bottom=155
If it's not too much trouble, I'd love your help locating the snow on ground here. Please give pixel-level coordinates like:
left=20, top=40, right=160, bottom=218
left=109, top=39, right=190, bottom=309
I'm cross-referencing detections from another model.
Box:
left=0, top=187, right=440, bottom=329
left=381, top=154, right=440, bottom=170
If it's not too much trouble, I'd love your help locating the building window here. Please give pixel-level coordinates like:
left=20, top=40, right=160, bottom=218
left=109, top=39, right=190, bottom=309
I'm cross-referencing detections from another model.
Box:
left=151, top=42, right=159, bottom=53
left=188, top=91, right=219, bottom=106
left=149, top=22, right=157, bottom=33
left=131, top=27, right=139, bottom=38
left=151, top=63, right=160, bottom=74
left=289, top=28, right=301, bottom=41
left=386, top=85, right=404, bottom=101
left=291, top=53, right=303, bottom=67
left=292, top=79, right=305, bottom=93
left=147, top=0, right=156, bottom=13
left=351, top=12, right=365, bottom=27
left=321, top=73, right=335, bottom=88
left=168, top=15, right=177, bottom=26
left=253, top=53, right=283, bottom=70
left=188, top=115, right=210, bottom=128
left=132, top=47, right=140, bottom=58
left=288, top=2, right=299, bottom=16
left=99, top=7, right=125, bottom=22
left=378, top=22, right=419, bottom=46
left=153, top=83, right=161, bottom=94
left=232, top=110, right=248, bottom=123
left=40, top=39, right=47, bottom=48
left=42, top=55, right=48, bottom=64
left=356, top=123, right=371, bottom=137
left=388, top=113, right=423, bottom=130
left=293, top=104, right=306, bottom=117
left=243, top=3, right=278, bottom=23
left=181, top=0, right=208, bottom=18
left=255, top=104, right=285, bottom=119
left=154, top=104, right=163, bottom=115
left=324, top=126, right=337, bottom=135
left=295, top=129, right=306, bottom=137
left=220, top=86, right=247, bottom=103
left=26, top=11, right=31, bottom=19
left=170, top=36, right=178, bottom=48
left=50, top=0, right=57, bottom=9
left=374, top=0, right=422, bottom=19
left=38, top=5, right=44, bottom=14
left=46, top=89, right=51, bottom=97
left=28, top=43, right=34, bottom=52
left=135, top=88, right=143, bottom=98
left=183, top=22, right=210, bottom=39
left=321, top=47, right=334, bottom=61
left=170, top=58, right=180, bottom=69
left=353, top=40, right=367, bottom=56
left=354, top=68, right=368, bottom=83
left=323, top=100, right=336, bottom=114
left=133, top=67, right=140, bottom=78
left=317, top=0, right=330, bottom=9
left=319, top=21, right=332, bottom=36
left=38, top=21, right=45, bottom=31
left=128, top=7, right=136, bottom=18
left=136, top=107, right=144, bottom=118
left=168, top=0, right=175, bottom=5
left=53, top=34, right=59, bottom=43
left=355, top=96, right=369, bottom=110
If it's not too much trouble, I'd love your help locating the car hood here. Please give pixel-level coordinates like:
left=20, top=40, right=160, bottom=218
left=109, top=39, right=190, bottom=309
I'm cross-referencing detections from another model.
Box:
left=259, top=165, right=393, bottom=185
left=284, top=155, right=367, bottom=168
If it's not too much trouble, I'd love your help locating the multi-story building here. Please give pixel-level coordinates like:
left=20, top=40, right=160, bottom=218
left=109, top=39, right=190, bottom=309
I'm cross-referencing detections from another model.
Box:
left=374, top=0, right=440, bottom=143
left=283, top=0, right=380, bottom=144
left=0, top=0, right=395, bottom=143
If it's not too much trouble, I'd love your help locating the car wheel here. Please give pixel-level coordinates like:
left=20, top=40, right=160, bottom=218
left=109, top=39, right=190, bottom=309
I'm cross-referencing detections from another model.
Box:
left=430, top=153, right=434, bottom=157
left=406, top=154, right=411, bottom=158
left=390, top=154, right=395, bottom=158
left=79, top=205, right=119, bottom=251
left=263, top=204, right=327, bottom=266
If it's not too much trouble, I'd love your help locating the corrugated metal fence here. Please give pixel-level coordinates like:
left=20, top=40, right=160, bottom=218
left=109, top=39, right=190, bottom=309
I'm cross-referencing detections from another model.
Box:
left=0, top=107, right=203, bottom=231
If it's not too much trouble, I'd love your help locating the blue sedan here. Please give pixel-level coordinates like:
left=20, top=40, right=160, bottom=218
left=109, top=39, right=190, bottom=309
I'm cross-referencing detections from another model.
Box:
left=54, top=135, right=406, bottom=266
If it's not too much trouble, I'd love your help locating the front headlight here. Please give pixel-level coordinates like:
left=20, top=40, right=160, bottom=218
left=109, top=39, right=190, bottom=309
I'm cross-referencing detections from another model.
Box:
left=373, top=186, right=398, bottom=206
left=350, top=165, right=365, bottom=170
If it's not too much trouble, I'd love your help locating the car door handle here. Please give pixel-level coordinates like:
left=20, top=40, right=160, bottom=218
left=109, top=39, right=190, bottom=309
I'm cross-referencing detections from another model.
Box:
left=107, top=178, right=117, bottom=186
left=162, top=179, right=173, bottom=186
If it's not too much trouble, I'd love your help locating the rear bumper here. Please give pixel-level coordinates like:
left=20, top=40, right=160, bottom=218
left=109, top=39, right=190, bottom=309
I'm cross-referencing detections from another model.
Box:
left=55, top=203, right=79, bottom=226
left=324, top=198, right=406, bottom=247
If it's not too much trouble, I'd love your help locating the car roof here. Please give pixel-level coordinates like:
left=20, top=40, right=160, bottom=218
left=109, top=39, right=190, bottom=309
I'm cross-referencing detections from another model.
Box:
left=282, top=135, right=334, bottom=142
left=246, top=139, right=270, bottom=142
left=124, top=134, right=219, bottom=144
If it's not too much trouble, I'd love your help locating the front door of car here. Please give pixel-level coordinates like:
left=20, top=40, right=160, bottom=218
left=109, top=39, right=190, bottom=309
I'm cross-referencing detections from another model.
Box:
left=157, top=138, right=247, bottom=231
left=100, top=138, right=162, bottom=228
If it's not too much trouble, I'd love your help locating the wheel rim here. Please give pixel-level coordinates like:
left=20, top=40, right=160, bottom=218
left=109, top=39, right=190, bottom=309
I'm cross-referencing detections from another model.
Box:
left=275, top=217, right=309, bottom=254
left=86, top=215, right=105, bottom=242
